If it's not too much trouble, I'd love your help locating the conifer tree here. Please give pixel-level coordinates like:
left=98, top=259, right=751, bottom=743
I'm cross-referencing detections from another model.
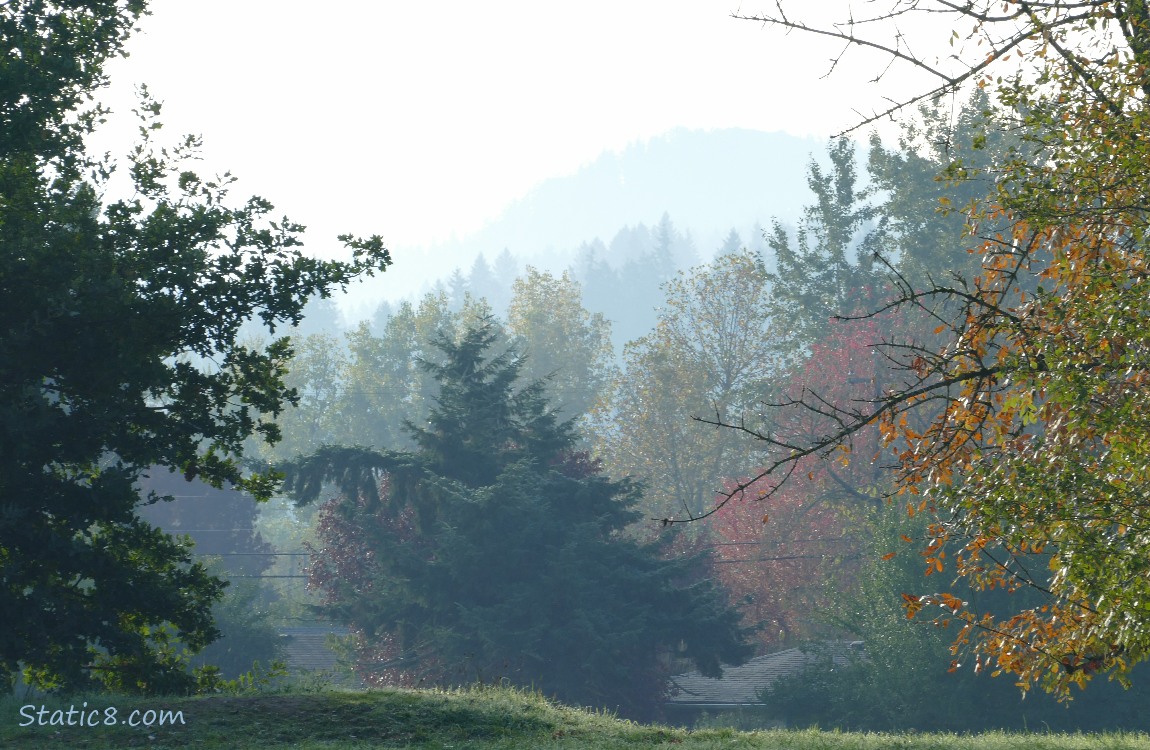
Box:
left=284, top=322, right=752, bottom=719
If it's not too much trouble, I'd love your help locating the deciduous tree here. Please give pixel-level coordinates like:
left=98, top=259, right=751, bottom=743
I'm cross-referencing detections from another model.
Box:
left=593, top=250, right=785, bottom=522
left=506, top=267, right=614, bottom=424
left=728, top=0, right=1150, bottom=697
left=0, top=0, right=389, bottom=692
left=706, top=314, right=890, bottom=650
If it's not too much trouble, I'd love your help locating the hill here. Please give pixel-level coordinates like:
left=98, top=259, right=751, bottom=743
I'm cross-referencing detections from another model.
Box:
left=450, top=127, right=823, bottom=261
left=6, top=686, right=1150, bottom=749
left=343, top=127, right=826, bottom=316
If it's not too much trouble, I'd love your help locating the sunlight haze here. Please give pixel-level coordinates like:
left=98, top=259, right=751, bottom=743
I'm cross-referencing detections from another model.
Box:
left=93, top=2, right=934, bottom=313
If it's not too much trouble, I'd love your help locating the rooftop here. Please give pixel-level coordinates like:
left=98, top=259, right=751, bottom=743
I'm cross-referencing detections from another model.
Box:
left=667, top=642, right=862, bottom=706
left=279, top=626, right=349, bottom=674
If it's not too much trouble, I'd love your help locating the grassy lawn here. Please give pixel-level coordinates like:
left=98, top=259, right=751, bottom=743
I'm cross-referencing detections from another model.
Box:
left=3, top=686, right=1150, bottom=749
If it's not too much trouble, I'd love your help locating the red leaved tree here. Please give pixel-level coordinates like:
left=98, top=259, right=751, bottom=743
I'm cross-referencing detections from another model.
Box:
left=305, top=477, right=445, bottom=688
left=707, top=313, right=899, bottom=651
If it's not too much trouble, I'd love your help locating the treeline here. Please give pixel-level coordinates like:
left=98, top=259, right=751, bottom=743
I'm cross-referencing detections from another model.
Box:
left=232, top=89, right=1150, bottom=730
left=368, top=209, right=712, bottom=354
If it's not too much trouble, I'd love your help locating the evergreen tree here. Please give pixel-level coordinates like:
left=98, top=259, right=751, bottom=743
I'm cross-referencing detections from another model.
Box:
left=717, top=228, right=743, bottom=257
left=652, top=212, right=678, bottom=271
left=446, top=268, right=469, bottom=312
left=284, top=322, right=752, bottom=720
left=570, top=239, right=628, bottom=353
left=467, top=252, right=501, bottom=308
left=866, top=91, right=1013, bottom=288
left=767, top=139, right=885, bottom=345
left=491, top=248, right=520, bottom=311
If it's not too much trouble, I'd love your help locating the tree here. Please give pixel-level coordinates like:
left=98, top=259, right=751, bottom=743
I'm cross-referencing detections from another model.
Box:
left=282, top=323, right=752, bottom=720
left=330, top=292, right=498, bottom=454
left=492, top=248, right=520, bottom=296
left=761, top=507, right=1150, bottom=733
left=716, top=228, right=743, bottom=257
left=186, top=562, right=283, bottom=682
left=707, top=315, right=891, bottom=650
left=570, top=238, right=629, bottom=351
left=865, top=90, right=1010, bottom=290
left=506, top=267, right=614, bottom=424
left=766, top=138, right=885, bottom=346
left=726, top=0, right=1150, bottom=697
left=653, top=211, right=699, bottom=269
left=760, top=509, right=996, bottom=732
left=336, top=292, right=461, bottom=454
left=709, top=477, right=854, bottom=651
left=467, top=252, right=505, bottom=311
left=594, top=249, right=789, bottom=523
left=577, top=220, right=689, bottom=350
left=250, top=332, right=349, bottom=462
left=0, top=1, right=389, bottom=692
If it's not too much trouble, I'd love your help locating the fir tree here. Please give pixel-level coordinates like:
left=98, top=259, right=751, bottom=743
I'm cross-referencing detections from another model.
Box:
left=283, top=321, right=751, bottom=719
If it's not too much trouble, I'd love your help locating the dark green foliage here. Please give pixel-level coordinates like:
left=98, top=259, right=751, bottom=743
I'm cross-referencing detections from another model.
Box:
left=761, top=508, right=1150, bottom=732
left=768, top=100, right=1019, bottom=349
left=864, top=92, right=1007, bottom=289
left=767, top=138, right=884, bottom=343
left=0, top=1, right=389, bottom=693
left=189, top=575, right=282, bottom=681
left=0, top=0, right=144, bottom=162
left=284, top=323, right=753, bottom=720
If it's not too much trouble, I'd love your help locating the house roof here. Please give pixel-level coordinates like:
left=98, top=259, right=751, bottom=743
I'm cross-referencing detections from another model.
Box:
left=667, top=642, right=861, bottom=706
left=278, top=626, right=349, bottom=673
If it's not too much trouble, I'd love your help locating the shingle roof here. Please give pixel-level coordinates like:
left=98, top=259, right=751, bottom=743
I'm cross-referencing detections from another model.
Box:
left=667, top=642, right=861, bottom=706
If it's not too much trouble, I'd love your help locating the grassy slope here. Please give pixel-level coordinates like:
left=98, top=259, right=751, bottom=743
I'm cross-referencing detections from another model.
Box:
left=3, top=687, right=1150, bottom=750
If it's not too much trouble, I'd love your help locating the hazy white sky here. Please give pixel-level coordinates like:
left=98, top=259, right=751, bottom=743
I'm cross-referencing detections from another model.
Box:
left=94, top=2, right=941, bottom=261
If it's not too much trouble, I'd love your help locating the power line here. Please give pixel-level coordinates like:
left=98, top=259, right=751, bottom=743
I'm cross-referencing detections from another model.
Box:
left=713, top=553, right=861, bottom=564
left=194, top=551, right=310, bottom=556
left=706, top=536, right=851, bottom=547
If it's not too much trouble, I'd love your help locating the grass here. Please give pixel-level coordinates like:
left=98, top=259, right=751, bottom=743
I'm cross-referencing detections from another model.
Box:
left=3, top=685, right=1150, bottom=749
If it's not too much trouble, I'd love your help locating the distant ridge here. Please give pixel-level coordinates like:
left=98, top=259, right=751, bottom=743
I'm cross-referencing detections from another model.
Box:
left=345, top=127, right=828, bottom=314
left=444, top=127, right=825, bottom=263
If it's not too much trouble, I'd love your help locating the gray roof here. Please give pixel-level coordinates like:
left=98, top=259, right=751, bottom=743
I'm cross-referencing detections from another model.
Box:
left=278, top=626, right=349, bottom=673
left=667, top=642, right=861, bottom=706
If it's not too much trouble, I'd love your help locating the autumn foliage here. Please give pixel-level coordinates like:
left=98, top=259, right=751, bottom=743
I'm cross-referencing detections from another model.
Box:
left=728, top=0, right=1150, bottom=699
left=709, top=477, right=852, bottom=651
left=709, top=315, right=895, bottom=650
left=889, top=91, right=1150, bottom=694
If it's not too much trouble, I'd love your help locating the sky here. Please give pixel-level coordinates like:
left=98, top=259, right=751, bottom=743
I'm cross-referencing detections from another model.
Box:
left=92, top=2, right=945, bottom=314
